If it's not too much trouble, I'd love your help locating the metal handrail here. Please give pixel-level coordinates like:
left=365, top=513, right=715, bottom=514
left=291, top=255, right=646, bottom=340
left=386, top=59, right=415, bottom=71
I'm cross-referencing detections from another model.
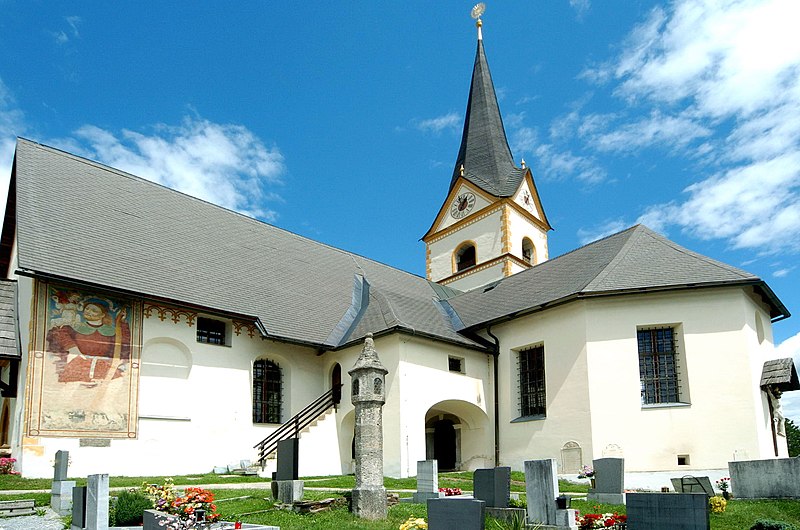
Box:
left=253, top=384, right=343, bottom=466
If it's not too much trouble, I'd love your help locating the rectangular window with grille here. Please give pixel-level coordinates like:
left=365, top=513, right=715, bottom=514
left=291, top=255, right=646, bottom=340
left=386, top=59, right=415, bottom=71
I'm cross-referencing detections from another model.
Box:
left=519, top=344, right=546, bottom=417
left=638, top=327, right=681, bottom=404
left=253, top=359, right=282, bottom=423
left=197, top=317, right=226, bottom=345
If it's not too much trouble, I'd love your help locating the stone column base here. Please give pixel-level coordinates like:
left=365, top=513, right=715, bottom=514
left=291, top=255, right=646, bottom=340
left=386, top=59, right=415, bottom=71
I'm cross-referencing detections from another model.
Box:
left=352, top=486, right=387, bottom=520
left=51, top=480, right=76, bottom=516
left=400, top=491, right=445, bottom=503
left=276, top=480, right=304, bottom=504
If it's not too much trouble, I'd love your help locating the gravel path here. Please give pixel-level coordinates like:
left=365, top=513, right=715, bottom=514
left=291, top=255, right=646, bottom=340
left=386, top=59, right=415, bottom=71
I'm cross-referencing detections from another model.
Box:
left=0, top=507, right=64, bottom=530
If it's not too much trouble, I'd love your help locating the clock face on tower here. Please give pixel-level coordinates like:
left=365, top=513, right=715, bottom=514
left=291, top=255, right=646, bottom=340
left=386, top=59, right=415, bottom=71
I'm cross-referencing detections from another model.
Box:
left=450, top=192, right=476, bottom=219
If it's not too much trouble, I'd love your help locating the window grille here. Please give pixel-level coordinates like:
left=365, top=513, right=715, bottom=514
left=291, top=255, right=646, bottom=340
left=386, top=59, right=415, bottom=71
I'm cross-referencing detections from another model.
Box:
left=638, top=327, right=680, bottom=404
left=253, top=359, right=282, bottom=423
left=197, top=317, right=226, bottom=345
left=519, top=345, right=546, bottom=417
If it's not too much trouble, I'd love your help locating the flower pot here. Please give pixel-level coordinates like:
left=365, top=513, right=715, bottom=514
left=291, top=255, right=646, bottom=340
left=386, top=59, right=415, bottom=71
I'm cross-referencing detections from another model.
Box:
left=722, top=491, right=731, bottom=500
left=556, top=495, right=570, bottom=509
left=590, top=478, right=596, bottom=489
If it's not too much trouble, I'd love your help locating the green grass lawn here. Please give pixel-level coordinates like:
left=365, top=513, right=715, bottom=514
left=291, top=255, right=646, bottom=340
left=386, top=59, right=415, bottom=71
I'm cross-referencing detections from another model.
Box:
left=0, top=473, right=797, bottom=529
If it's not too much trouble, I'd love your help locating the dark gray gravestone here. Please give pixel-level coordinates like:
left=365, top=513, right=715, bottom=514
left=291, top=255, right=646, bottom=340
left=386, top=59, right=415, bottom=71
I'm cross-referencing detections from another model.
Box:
left=427, top=498, right=485, bottom=530
left=276, top=438, right=299, bottom=481
left=588, top=457, right=625, bottom=504
left=54, top=450, right=69, bottom=481
left=627, top=493, right=709, bottom=530
left=473, top=467, right=511, bottom=508
left=71, top=486, right=87, bottom=529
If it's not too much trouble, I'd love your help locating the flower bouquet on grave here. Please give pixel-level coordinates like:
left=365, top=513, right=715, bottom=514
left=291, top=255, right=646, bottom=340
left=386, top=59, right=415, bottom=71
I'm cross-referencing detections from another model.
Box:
left=142, top=479, right=221, bottom=529
left=577, top=465, right=595, bottom=479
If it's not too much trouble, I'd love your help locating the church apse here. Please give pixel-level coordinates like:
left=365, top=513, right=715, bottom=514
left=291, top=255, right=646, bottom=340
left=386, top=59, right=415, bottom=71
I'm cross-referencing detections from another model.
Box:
left=25, top=281, right=142, bottom=438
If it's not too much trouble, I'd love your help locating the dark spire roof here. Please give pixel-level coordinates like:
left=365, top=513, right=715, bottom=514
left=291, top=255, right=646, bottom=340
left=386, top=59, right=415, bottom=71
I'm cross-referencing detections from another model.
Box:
left=450, top=38, right=526, bottom=197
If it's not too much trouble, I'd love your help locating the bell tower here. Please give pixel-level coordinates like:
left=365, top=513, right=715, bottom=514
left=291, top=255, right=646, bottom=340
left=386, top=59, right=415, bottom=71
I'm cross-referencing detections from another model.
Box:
left=422, top=8, right=551, bottom=292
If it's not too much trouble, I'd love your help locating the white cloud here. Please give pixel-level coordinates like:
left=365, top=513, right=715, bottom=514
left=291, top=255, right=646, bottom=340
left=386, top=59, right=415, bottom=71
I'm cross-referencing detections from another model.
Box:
left=585, top=109, right=711, bottom=153
left=414, top=112, right=461, bottom=134
left=589, top=0, right=800, bottom=255
left=0, top=79, right=26, bottom=200
left=70, top=117, right=285, bottom=221
left=774, top=332, right=800, bottom=422
left=577, top=219, right=628, bottom=245
left=512, top=127, right=606, bottom=183
left=570, top=0, right=591, bottom=18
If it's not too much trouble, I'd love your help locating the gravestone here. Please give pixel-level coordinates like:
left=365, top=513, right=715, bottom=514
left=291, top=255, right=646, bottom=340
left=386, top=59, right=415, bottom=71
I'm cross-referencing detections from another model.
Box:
left=275, top=438, right=303, bottom=503
left=670, top=476, right=714, bottom=496
left=428, top=498, right=485, bottom=530
left=402, top=460, right=444, bottom=503
left=524, top=459, right=577, bottom=529
left=587, top=457, right=625, bottom=504
left=71, top=486, right=87, bottom=530
left=276, top=439, right=299, bottom=480
left=85, top=474, right=109, bottom=530
left=51, top=450, right=77, bottom=515
left=473, top=466, right=510, bottom=508
left=730, top=458, right=800, bottom=498
left=627, top=492, right=709, bottom=529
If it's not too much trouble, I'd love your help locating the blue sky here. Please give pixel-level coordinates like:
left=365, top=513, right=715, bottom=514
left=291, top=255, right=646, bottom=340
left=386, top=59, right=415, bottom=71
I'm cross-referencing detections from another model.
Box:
left=1, top=1, right=799, bottom=420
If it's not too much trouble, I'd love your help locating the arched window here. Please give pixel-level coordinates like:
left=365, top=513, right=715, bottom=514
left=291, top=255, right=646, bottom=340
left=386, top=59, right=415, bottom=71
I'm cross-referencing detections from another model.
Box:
left=522, top=238, right=534, bottom=264
left=455, top=243, right=476, bottom=272
left=253, top=359, right=282, bottom=424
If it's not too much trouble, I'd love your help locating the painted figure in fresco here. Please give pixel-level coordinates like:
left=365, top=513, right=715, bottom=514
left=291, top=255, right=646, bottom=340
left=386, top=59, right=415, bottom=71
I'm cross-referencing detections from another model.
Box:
left=46, top=299, right=131, bottom=387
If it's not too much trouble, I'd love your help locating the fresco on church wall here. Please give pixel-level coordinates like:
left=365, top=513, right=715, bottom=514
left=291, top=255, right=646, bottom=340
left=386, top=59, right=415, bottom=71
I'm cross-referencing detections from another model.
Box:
left=25, top=281, right=142, bottom=438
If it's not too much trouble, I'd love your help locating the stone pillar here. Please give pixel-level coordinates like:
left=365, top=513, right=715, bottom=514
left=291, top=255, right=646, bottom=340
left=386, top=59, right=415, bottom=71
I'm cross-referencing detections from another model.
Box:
left=51, top=450, right=76, bottom=516
left=348, top=333, right=388, bottom=520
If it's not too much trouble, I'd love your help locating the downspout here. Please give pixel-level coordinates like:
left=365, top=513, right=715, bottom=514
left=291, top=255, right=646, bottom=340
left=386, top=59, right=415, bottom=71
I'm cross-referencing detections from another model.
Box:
left=486, top=326, right=500, bottom=467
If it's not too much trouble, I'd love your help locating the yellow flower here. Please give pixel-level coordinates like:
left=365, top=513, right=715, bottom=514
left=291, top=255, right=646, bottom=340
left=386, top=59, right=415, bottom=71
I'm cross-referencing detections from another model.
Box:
left=709, top=495, right=727, bottom=514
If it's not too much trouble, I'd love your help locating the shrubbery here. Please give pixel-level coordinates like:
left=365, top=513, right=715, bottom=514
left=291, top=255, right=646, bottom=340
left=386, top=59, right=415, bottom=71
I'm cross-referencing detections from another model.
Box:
left=112, top=488, right=152, bottom=526
left=750, top=519, right=798, bottom=530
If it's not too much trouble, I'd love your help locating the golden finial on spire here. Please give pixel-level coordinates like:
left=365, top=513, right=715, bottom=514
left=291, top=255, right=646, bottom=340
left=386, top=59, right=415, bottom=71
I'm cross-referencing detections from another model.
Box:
left=460, top=164, right=465, bottom=176
left=471, top=3, right=486, bottom=40
left=521, top=158, right=526, bottom=169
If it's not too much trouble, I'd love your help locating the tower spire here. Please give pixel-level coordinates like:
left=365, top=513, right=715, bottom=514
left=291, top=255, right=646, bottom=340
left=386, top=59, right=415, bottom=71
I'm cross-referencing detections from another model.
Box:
left=450, top=6, right=523, bottom=198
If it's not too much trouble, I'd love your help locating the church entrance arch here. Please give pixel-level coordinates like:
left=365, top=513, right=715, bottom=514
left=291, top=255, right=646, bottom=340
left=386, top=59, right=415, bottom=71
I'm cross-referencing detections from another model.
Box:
left=425, top=400, right=491, bottom=472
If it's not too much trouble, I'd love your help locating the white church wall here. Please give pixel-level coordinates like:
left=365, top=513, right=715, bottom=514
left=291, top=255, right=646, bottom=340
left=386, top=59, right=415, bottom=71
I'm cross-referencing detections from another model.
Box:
left=428, top=209, right=504, bottom=282
left=393, top=336, right=491, bottom=478
left=15, top=288, right=332, bottom=478
left=583, top=288, right=778, bottom=472
left=445, top=262, right=506, bottom=292
left=506, top=207, right=548, bottom=265
left=491, top=302, right=594, bottom=474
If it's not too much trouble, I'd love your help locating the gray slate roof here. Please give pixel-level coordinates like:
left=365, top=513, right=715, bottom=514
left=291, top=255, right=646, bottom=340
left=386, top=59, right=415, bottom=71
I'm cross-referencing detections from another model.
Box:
left=8, top=140, right=789, bottom=351
left=0, top=280, right=19, bottom=359
left=448, top=225, right=789, bottom=330
left=760, top=358, right=800, bottom=391
left=449, top=39, right=526, bottom=198
left=11, top=139, right=480, bottom=350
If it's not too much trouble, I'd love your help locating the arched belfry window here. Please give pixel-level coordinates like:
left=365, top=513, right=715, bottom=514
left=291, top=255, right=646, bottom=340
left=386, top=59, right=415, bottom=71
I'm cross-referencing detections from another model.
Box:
left=522, top=238, right=534, bottom=264
left=253, top=359, right=282, bottom=424
left=455, top=243, right=476, bottom=272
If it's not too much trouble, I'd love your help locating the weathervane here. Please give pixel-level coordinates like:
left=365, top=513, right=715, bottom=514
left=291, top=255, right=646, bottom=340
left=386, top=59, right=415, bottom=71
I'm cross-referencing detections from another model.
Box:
left=471, top=3, right=486, bottom=39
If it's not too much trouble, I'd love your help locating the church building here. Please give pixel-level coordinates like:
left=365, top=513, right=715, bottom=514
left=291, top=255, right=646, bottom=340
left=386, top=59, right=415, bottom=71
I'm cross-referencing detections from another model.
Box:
left=0, top=17, right=796, bottom=481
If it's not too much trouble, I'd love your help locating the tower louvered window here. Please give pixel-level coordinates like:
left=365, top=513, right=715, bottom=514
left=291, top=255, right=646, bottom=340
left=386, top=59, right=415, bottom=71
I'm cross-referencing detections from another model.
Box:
left=253, top=359, right=282, bottom=424
left=519, top=345, right=546, bottom=417
left=638, top=327, right=680, bottom=404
